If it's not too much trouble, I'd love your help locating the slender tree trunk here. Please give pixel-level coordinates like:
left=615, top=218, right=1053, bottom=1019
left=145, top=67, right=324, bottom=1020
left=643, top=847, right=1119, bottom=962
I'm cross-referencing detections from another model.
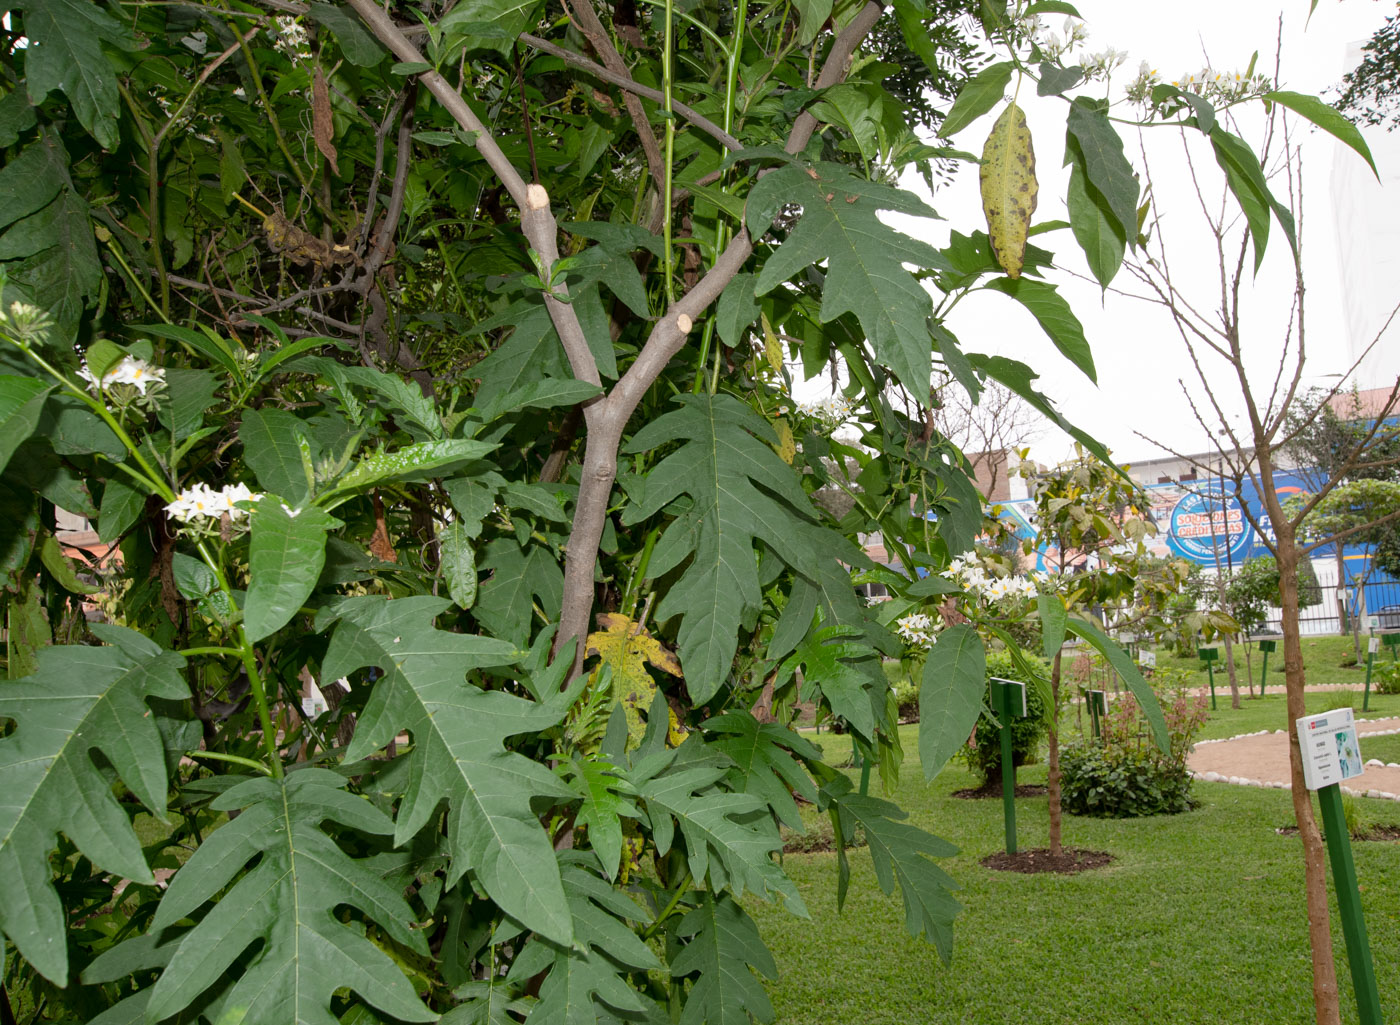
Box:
left=1222, top=632, right=1241, bottom=708
left=1268, top=481, right=1341, bottom=1024
left=1047, top=651, right=1062, bottom=857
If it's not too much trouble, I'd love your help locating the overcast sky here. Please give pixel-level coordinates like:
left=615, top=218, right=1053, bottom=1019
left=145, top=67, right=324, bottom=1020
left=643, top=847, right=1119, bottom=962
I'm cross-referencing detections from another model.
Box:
left=875, top=1, right=1397, bottom=470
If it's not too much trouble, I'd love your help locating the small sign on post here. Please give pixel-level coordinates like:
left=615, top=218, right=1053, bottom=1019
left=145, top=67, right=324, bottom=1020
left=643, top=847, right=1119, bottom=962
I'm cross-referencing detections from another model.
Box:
left=1139, top=650, right=1157, bottom=669
left=1257, top=638, right=1278, bottom=697
left=990, top=677, right=1028, bottom=855
left=1296, top=708, right=1383, bottom=1025
left=1368, top=615, right=1380, bottom=631
left=1198, top=646, right=1220, bottom=710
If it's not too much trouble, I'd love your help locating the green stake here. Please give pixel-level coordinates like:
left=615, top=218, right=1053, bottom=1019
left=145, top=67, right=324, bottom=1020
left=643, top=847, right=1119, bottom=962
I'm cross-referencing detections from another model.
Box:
left=990, top=678, right=1027, bottom=855
left=1364, top=639, right=1377, bottom=713
left=1258, top=638, right=1276, bottom=697
left=1318, top=785, right=1384, bottom=1025
left=1198, top=647, right=1219, bottom=710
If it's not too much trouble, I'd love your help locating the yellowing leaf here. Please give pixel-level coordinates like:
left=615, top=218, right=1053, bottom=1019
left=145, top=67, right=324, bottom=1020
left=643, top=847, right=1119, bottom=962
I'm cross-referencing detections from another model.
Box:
left=773, top=418, right=796, bottom=465
left=979, top=102, right=1038, bottom=279
left=586, top=613, right=682, bottom=748
left=760, top=312, right=784, bottom=378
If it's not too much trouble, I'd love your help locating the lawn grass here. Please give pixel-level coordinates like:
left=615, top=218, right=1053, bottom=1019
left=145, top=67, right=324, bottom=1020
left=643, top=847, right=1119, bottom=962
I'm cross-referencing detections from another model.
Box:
left=750, top=724, right=1400, bottom=1025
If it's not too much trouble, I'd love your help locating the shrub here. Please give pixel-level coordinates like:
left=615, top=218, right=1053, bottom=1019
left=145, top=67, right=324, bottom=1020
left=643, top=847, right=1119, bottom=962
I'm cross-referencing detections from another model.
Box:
left=1373, top=661, right=1400, bottom=696
left=1061, top=684, right=1208, bottom=817
left=963, top=650, right=1052, bottom=785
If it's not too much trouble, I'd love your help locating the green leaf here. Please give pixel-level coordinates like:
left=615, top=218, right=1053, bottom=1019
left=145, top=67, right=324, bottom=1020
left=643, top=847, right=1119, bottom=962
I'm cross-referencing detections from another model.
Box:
left=1065, top=615, right=1168, bottom=754
left=144, top=770, right=434, bottom=1025
left=512, top=858, right=660, bottom=1025
left=776, top=624, right=881, bottom=742
left=21, top=0, right=130, bottom=149
left=1064, top=97, right=1139, bottom=243
left=791, top=0, right=833, bottom=45
left=1037, top=592, right=1067, bottom=661
left=305, top=2, right=384, bottom=65
left=0, top=89, right=37, bottom=148
left=476, top=539, right=564, bottom=646
left=135, top=322, right=244, bottom=379
left=243, top=497, right=341, bottom=642
left=905, top=574, right=962, bottom=597
left=475, top=378, right=602, bottom=423
left=1024, top=0, right=1081, bottom=14
left=6, top=576, right=49, bottom=679
left=670, top=894, right=777, bottom=1025
left=557, top=754, right=638, bottom=879
left=703, top=711, right=820, bottom=830
left=0, top=189, right=100, bottom=345
left=827, top=782, right=960, bottom=960
left=0, top=137, right=64, bottom=234
left=239, top=407, right=319, bottom=506
left=97, top=476, right=145, bottom=543
left=1036, top=61, right=1083, bottom=97
left=323, top=595, right=574, bottom=943
left=967, top=354, right=1121, bottom=472
left=0, top=376, right=52, bottom=475
left=749, top=162, right=944, bottom=395
left=632, top=750, right=805, bottom=911
left=1065, top=138, right=1126, bottom=288
left=1210, top=127, right=1296, bottom=269
left=471, top=303, right=570, bottom=396
left=156, top=367, right=219, bottom=442
left=1266, top=90, right=1377, bottom=178
left=623, top=394, right=821, bottom=702
left=939, top=61, right=1012, bottom=138
left=917, top=624, right=986, bottom=779
left=0, top=627, right=187, bottom=983
left=716, top=272, right=759, bottom=350
left=983, top=277, right=1095, bottom=383
left=36, top=394, right=124, bottom=458
left=331, top=438, right=496, bottom=495
left=37, top=531, right=85, bottom=594
left=1150, top=83, right=1215, bottom=135
left=440, top=520, right=478, bottom=610
left=563, top=244, right=650, bottom=319
left=439, top=0, right=545, bottom=56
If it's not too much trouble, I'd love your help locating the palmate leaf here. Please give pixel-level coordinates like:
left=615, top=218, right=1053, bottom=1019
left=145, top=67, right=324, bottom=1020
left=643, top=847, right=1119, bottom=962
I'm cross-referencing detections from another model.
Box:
left=320, top=594, right=577, bottom=943
left=826, top=778, right=961, bottom=962
left=746, top=162, right=945, bottom=394
left=670, top=893, right=777, bottom=1025
left=631, top=745, right=806, bottom=914
left=775, top=624, right=882, bottom=743
left=623, top=394, right=820, bottom=703
left=557, top=753, right=640, bottom=880
left=585, top=612, right=683, bottom=748
left=701, top=712, right=820, bottom=831
left=141, top=769, right=434, bottom=1025
left=508, top=856, right=661, bottom=1025
left=0, top=625, right=186, bottom=983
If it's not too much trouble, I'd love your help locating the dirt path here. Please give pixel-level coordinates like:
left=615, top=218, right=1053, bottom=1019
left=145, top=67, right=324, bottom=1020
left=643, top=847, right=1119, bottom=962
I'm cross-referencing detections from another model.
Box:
left=1189, top=716, right=1400, bottom=799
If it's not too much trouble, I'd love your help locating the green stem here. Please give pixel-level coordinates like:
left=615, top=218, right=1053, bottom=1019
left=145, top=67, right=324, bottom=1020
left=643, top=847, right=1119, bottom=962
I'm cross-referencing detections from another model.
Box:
left=661, top=0, right=676, bottom=303
left=622, top=528, right=660, bottom=617
left=187, top=750, right=273, bottom=776
left=102, top=238, right=172, bottom=326
left=641, top=869, right=692, bottom=941
left=115, top=82, right=170, bottom=318
left=178, top=646, right=246, bottom=658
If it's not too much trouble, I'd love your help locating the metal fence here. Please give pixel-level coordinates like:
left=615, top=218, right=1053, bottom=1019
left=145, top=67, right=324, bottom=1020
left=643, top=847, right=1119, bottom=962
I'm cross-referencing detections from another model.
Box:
left=1262, top=559, right=1400, bottom=637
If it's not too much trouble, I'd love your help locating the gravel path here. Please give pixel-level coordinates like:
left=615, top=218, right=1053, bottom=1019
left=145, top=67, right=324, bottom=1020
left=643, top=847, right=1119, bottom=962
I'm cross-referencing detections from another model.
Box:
left=1188, top=715, right=1400, bottom=800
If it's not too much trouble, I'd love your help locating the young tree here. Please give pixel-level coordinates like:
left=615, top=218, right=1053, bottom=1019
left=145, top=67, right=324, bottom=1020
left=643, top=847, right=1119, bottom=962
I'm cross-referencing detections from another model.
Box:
left=1123, top=82, right=1394, bottom=1024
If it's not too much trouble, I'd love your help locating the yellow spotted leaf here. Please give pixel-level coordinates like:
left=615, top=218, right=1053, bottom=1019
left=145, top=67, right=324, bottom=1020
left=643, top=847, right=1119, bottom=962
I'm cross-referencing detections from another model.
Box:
left=585, top=613, right=682, bottom=748
left=979, top=101, right=1038, bottom=279
left=773, top=418, right=796, bottom=464
left=760, top=312, right=784, bottom=378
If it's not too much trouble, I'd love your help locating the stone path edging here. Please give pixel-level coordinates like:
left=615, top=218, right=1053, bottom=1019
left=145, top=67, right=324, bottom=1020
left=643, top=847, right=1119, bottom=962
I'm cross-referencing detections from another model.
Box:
left=1187, top=716, right=1400, bottom=802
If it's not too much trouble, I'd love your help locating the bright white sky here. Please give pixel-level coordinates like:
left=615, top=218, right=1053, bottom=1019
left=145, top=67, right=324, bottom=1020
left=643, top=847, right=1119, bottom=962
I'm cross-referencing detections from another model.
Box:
left=874, top=0, right=1396, bottom=469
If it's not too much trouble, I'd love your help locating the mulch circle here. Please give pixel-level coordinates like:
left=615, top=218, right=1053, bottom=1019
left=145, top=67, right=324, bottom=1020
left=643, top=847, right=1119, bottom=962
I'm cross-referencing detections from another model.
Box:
left=980, top=847, right=1114, bottom=875
left=952, top=783, right=1048, bottom=800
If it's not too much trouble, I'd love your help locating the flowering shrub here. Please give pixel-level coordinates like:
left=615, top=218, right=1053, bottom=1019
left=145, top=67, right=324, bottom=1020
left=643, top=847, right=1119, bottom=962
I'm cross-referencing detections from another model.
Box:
left=1061, top=685, right=1209, bottom=817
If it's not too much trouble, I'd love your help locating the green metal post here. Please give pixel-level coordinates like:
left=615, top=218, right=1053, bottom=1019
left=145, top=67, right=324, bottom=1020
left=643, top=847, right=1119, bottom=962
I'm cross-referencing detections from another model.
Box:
left=1206, top=661, right=1217, bottom=710
left=1259, top=648, right=1269, bottom=696
left=1317, top=785, right=1384, bottom=1025
left=998, top=691, right=1017, bottom=855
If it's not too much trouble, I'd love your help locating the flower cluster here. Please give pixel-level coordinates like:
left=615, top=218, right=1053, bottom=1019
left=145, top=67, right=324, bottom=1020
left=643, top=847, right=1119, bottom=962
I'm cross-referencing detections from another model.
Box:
left=1079, top=47, right=1128, bottom=82
left=1169, top=67, right=1271, bottom=106
left=797, top=393, right=856, bottom=436
left=942, top=552, right=1043, bottom=603
left=1016, top=14, right=1088, bottom=62
left=77, top=356, right=166, bottom=396
left=894, top=612, right=937, bottom=649
left=272, top=15, right=310, bottom=59
left=0, top=301, right=53, bottom=346
left=1125, top=61, right=1164, bottom=106
left=165, top=483, right=262, bottom=524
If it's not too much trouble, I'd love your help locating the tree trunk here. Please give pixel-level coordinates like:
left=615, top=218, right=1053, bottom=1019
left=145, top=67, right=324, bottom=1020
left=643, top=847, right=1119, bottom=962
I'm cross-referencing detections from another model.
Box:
left=1047, top=651, right=1063, bottom=858
left=1271, top=498, right=1342, bottom=1024
left=1222, top=632, right=1242, bottom=708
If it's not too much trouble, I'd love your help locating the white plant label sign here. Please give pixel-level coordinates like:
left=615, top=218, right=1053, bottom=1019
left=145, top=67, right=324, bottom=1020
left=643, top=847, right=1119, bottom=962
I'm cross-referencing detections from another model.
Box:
left=1297, top=707, right=1363, bottom=791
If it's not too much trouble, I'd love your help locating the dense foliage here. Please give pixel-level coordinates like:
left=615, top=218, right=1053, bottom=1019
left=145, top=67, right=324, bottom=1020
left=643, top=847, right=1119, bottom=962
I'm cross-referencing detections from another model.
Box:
left=0, top=0, right=1365, bottom=1022
left=1061, top=686, right=1208, bottom=819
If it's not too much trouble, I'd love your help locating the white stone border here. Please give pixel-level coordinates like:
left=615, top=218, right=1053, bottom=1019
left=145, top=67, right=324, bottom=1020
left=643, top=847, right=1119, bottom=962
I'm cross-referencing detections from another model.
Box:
left=1187, top=717, right=1400, bottom=801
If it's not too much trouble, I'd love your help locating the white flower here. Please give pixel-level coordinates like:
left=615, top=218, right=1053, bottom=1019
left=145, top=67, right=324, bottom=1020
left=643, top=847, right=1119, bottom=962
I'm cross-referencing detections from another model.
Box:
left=895, top=612, right=937, bottom=648
left=165, top=483, right=263, bottom=523
left=78, top=355, right=166, bottom=396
